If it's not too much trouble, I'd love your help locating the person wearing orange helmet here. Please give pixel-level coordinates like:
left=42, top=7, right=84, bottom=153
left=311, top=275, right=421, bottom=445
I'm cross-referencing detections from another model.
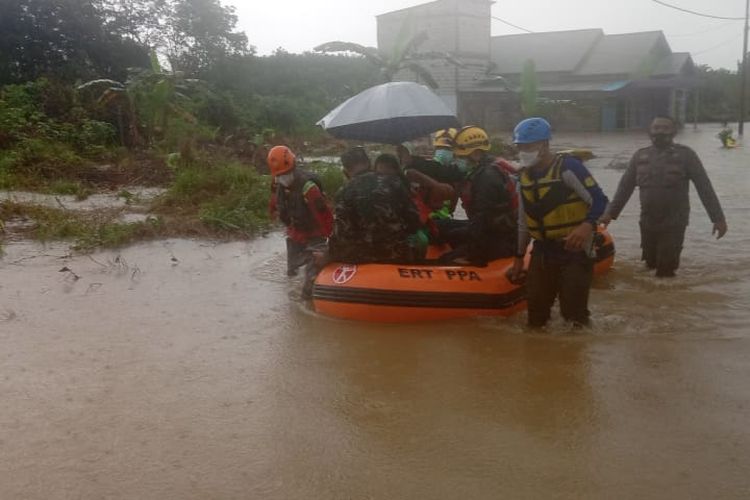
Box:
left=268, top=145, right=333, bottom=281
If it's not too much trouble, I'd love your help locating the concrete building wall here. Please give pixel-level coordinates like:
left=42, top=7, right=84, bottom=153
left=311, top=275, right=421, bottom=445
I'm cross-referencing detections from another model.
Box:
left=377, top=0, right=492, bottom=109
left=378, top=2, right=692, bottom=132
left=460, top=92, right=604, bottom=133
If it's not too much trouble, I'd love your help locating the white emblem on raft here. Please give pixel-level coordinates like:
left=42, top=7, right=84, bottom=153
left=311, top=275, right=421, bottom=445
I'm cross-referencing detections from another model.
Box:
left=332, top=265, right=358, bottom=284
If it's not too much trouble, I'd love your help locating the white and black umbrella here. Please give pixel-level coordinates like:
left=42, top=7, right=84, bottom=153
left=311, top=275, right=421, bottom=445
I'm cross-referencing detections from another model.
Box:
left=317, top=81, right=460, bottom=144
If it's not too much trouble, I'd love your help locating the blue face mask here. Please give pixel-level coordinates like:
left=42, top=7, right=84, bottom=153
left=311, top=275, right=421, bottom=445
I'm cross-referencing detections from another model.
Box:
left=454, top=157, right=470, bottom=173
left=433, top=149, right=454, bottom=166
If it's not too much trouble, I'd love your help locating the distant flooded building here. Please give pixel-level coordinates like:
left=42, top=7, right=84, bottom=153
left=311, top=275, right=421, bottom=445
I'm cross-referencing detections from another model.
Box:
left=377, top=0, right=697, bottom=132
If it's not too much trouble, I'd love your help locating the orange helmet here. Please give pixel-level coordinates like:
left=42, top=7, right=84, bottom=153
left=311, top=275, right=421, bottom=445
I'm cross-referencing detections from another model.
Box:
left=267, top=145, right=296, bottom=176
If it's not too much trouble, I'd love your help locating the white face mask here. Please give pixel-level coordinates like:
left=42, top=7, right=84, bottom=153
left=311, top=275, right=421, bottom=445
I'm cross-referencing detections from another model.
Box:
left=518, top=150, right=541, bottom=168
left=277, top=172, right=295, bottom=187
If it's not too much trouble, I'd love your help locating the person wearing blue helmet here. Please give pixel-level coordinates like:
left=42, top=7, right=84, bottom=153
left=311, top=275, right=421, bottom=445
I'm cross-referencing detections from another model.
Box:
left=508, top=117, right=609, bottom=328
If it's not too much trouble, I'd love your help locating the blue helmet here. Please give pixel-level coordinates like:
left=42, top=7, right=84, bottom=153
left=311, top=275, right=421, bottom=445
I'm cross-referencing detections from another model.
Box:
left=513, top=117, right=552, bottom=144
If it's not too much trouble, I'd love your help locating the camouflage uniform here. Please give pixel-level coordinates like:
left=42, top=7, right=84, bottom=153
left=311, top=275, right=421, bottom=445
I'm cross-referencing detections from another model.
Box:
left=328, top=171, right=422, bottom=264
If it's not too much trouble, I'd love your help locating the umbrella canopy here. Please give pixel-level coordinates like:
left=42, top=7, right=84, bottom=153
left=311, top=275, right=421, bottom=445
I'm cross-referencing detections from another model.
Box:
left=317, top=81, right=460, bottom=144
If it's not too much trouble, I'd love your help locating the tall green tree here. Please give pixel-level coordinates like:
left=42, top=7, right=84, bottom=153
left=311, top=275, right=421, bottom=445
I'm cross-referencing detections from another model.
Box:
left=102, top=0, right=170, bottom=49
left=692, top=64, right=742, bottom=122
left=165, top=0, right=251, bottom=76
left=0, top=0, right=149, bottom=85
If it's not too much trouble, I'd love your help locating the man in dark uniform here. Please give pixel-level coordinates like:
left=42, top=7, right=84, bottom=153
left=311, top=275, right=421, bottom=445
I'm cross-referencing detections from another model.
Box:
left=438, top=125, right=518, bottom=266
left=328, top=147, right=423, bottom=264
left=601, top=116, right=728, bottom=277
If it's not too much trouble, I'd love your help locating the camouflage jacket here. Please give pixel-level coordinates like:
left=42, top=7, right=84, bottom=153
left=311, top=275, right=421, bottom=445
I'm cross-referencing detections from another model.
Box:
left=329, top=171, right=422, bottom=263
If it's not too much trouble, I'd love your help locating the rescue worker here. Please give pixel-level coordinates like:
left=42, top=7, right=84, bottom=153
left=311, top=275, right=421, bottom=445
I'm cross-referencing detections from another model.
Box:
left=438, top=125, right=518, bottom=266
left=508, top=118, right=609, bottom=328
left=269, top=145, right=333, bottom=277
left=328, top=147, right=423, bottom=264
left=600, top=116, right=727, bottom=277
left=432, top=128, right=458, bottom=168
left=430, top=128, right=463, bottom=217
left=397, top=142, right=464, bottom=185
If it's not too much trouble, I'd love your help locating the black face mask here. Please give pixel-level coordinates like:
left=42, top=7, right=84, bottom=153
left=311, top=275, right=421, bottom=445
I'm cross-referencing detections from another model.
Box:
left=650, top=133, right=674, bottom=149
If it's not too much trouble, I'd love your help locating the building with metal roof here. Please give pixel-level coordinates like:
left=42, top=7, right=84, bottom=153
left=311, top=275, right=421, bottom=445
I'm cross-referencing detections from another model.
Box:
left=377, top=0, right=697, bottom=131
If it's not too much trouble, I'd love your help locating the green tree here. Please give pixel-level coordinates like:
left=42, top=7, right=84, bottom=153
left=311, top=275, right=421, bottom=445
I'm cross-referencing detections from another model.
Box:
left=692, top=64, right=741, bottom=122
left=102, top=0, right=170, bottom=49
left=0, top=0, right=149, bottom=85
left=165, top=0, right=251, bottom=76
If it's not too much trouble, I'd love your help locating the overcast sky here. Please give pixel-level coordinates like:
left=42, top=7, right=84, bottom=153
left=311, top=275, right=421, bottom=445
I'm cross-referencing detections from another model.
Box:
left=228, top=0, right=746, bottom=69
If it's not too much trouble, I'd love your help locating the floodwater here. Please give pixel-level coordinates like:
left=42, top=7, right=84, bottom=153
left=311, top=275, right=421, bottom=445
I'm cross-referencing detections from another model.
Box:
left=1, top=124, right=749, bottom=499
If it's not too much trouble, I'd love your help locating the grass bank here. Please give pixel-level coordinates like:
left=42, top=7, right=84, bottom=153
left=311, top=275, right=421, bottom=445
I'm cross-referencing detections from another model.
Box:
left=0, top=200, right=165, bottom=251
left=1, top=160, right=344, bottom=252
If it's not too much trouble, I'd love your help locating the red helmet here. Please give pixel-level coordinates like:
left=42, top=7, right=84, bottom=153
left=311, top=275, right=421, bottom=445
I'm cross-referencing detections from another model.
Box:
left=267, top=145, right=296, bottom=176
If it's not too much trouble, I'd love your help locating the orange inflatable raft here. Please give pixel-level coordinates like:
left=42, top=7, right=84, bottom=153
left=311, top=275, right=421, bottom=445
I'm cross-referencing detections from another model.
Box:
left=312, top=230, right=615, bottom=323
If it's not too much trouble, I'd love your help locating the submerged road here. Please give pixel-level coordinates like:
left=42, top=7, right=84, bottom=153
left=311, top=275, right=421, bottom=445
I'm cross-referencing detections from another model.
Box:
left=1, top=125, right=749, bottom=499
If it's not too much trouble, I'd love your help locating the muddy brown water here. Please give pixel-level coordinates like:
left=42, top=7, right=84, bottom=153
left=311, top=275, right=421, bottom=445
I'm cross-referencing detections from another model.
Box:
left=1, top=125, right=749, bottom=499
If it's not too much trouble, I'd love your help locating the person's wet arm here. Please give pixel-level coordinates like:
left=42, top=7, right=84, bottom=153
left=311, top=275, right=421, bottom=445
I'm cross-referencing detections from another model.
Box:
left=304, top=184, right=333, bottom=236
left=685, top=149, right=725, bottom=224
left=561, top=159, right=608, bottom=224
left=604, top=156, right=637, bottom=220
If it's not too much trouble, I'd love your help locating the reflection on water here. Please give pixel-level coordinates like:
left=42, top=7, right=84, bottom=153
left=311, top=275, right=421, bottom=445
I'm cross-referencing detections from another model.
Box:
left=1, top=125, right=749, bottom=499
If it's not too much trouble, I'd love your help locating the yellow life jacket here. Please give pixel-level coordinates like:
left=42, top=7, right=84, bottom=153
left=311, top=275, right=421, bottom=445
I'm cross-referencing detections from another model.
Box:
left=519, top=155, right=589, bottom=241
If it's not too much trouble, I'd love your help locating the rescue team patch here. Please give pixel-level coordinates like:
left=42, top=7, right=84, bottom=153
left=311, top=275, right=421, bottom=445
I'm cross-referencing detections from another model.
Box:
left=332, top=265, right=358, bottom=284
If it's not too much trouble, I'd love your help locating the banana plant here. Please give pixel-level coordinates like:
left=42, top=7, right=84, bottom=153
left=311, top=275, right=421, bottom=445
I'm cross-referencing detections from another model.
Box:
left=78, top=51, right=207, bottom=147
left=77, top=78, right=141, bottom=147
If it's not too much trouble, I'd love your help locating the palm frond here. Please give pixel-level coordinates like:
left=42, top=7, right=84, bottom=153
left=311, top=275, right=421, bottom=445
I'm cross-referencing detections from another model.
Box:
left=394, top=30, right=429, bottom=65
left=408, top=51, right=465, bottom=68
left=314, top=41, right=384, bottom=66
left=404, top=62, right=439, bottom=89
left=97, top=88, right=127, bottom=106
left=77, top=79, right=124, bottom=91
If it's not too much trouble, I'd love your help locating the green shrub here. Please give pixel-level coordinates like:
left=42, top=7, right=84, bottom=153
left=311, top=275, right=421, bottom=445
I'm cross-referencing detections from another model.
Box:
left=13, top=138, right=85, bottom=177
left=74, top=217, right=165, bottom=250
left=47, top=180, right=93, bottom=200
left=0, top=169, right=17, bottom=190
left=0, top=200, right=165, bottom=250
left=307, top=161, right=345, bottom=196
left=160, top=162, right=271, bottom=235
left=71, top=120, right=116, bottom=156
